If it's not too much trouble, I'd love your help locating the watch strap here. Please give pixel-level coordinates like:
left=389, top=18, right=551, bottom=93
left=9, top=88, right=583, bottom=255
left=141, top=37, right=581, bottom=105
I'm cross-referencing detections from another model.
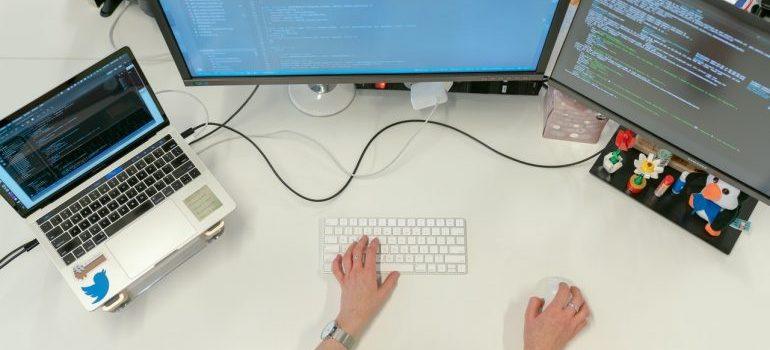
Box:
left=329, top=325, right=356, bottom=349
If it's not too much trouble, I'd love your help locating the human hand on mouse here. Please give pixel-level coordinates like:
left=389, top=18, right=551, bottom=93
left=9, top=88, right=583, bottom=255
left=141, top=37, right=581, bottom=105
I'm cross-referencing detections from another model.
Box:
left=331, top=235, right=400, bottom=339
left=524, top=283, right=591, bottom=350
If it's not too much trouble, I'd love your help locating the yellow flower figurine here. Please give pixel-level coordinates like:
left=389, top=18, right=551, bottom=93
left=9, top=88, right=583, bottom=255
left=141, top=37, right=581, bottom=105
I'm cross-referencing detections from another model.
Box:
left=633, top=153, right=664, bottom=179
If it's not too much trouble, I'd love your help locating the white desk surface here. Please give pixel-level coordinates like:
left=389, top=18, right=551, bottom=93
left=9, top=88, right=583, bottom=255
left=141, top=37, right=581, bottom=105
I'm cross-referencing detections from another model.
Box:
left=1, top=2, right=769, bottom=350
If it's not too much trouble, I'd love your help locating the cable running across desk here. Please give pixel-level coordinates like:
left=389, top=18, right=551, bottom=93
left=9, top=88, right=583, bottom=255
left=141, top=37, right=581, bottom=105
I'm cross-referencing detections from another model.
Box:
left=187, top=120, right=603, bottom=202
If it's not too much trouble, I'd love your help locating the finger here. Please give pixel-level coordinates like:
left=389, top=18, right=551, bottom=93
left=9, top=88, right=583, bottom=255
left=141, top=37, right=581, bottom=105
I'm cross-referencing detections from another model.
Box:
left=378, top=271, right=400, bottom=300
left=573, top=302, right=591, bottom=324
left=352, top=235, right=368, bottom=270
left=525, top=297, right=545, bottom=321
left=365, top=237, right=379, bottom=271
left=565, top=286, right=585, bottom=315
left=342, top=241, right=355, bottom=274
left=331, top=255, right=344, bottom=284
left=545, top=282, right=572, bottom=314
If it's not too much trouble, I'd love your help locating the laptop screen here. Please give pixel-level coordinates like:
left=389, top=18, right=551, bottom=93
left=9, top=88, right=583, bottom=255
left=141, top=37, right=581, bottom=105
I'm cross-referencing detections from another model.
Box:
left=0, top=52, right=165, bottom=215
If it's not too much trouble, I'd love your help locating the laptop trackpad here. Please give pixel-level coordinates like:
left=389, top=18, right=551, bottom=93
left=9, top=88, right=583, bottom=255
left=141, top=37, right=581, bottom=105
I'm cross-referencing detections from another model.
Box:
left=107, top=201, right=196, bottom=278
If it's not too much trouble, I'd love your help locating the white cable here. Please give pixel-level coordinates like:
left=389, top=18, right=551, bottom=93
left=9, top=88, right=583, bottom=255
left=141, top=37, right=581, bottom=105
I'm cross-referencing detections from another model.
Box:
left=109, top=1, right=171, bottom=62
left=195, top=104, right=440, bottom=179
left=155, top=89, right=211, bottom=139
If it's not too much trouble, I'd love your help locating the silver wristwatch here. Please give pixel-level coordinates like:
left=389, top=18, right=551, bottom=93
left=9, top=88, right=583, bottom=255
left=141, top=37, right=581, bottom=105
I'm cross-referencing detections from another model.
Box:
left=321, top=321, right=356, bottom=349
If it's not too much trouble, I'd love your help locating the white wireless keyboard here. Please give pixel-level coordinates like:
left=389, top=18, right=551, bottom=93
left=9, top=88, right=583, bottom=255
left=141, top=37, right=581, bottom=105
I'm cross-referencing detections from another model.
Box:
left=320, top=217, right=468, bottom=275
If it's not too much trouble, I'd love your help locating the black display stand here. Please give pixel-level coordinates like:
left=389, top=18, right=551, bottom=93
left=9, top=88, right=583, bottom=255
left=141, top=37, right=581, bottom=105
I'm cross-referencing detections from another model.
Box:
left=357, top=81, right=544, bottom=96
left=589, top=131, right=758, bottom=255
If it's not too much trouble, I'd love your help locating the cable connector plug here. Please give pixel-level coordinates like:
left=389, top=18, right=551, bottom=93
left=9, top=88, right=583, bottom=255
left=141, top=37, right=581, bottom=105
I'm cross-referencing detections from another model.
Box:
left=181, top=128, right=196, bottom=139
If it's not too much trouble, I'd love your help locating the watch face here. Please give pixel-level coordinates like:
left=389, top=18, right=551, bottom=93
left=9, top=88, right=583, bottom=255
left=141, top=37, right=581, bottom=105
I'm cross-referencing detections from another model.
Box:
left=321, top=321, right=337, bottom=339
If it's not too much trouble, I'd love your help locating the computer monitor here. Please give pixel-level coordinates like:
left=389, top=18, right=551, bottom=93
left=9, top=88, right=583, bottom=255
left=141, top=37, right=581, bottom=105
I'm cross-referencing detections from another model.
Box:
left=550, top=0, right=770, bottom=204
left=149, top=0, right=570, bottom=115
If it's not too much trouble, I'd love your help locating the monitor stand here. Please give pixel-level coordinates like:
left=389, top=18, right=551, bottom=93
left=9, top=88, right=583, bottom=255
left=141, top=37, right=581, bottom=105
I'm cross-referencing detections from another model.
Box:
left=288, top=84, right=356, bottom=117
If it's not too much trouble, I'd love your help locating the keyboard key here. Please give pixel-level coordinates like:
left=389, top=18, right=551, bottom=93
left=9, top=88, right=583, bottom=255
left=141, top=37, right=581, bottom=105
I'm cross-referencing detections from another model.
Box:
left=128, top=199, right=139, bottom=209
left=162, top=140, right=177, bottom=152
left=89, top=191, right=101, bottom=201
left=137, top=170, right=148, bottom=180
left=93, top=232, right=107, bottom=244
left=99, top=195, right=111, bottom=206
left=171, top=147, right=184, bottom=157
left=80, top=207, right=93, bottom=217
left=89, top=201, right=101, bottom=212
left=107, top=178, right=119, bottom=188
left=171, top=180, right=183, bottom=191
left=118, top=183, right=130, bottom=193
left=189, top=168, right=201, bottom=179
left=107, top=201, right=119, bottom=211
left=79, top=229, right=92, bottom=241
left=137, top=193, right=148, bottom=203
left=61, top=220, right=73, bottom=231
left=63, top=254, right=76, bottom=266
left=172, top=161, right=195, bottom=178
left=136, top=159, right=147, bottom=170
left=70, top=202, right=82, bottom=213
left=51, top=232, right=70, bottom=248
left=50, top=215, right=62, bottom=226
left=98, top=184, right=111, bottom=195
left=145, top=165, right=157, bottom=174
left=162, top=186, right=174, bottom=197
left=170, top=155, right=190, bottom=168
left=57, top=237, right=81, bottom=257
left=39, top=221, right=53, bottom=233
left=126, top=189, right=138, bottom=198
left=97, top=207, right=110, bottom=217
left=104, top=201, right=153, bottom=237
left=59, top=208, right=72, bottom=220
left=151, top=192, right=165, bottom=205
left=180, top=174, right=193, bottom=185
left=163, top=152, right=176, bottom=163
left=109, top=212, right=120, bottom=222
left=88, top=214, right=100, bottom=224
left=117, top=172, right=128, bottom=182
left=72, top=247, right=86, bottom=259
left=118, top=205, right=130, bottom=216
left=126, top=166, right=137, bottom=176
left=127, top=177, right=139, bottom=187
left=99, top=218, right=111, bottom=230
left=69, top=226, right=81, bottom=237
left=71, top=213, right=83, bottom=225
left=378, top=263, right=415, bottom=272
left=117, top=195, right=128, bottom=205
left=82, top=239, right=96, bottom=252
left=135, top=183, right=147, bottom=193
left=146, top=186, right=158, bottom=197
left=152, top=148, right=164, bottom=158
left=46, top=226, right=63, bottom=241
left=161, top=164, right=174, bottom=175
left=109, top=189, right=121, bottom=199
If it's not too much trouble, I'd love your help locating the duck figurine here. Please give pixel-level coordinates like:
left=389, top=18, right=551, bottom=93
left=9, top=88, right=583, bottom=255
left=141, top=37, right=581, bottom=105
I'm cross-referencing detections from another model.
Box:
left=689, top=175, right=747, bottom=237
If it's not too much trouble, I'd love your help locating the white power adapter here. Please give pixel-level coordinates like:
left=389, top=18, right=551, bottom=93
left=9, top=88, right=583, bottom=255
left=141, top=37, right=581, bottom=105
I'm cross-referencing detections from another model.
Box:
left=408, top=82, right=453, bottom=110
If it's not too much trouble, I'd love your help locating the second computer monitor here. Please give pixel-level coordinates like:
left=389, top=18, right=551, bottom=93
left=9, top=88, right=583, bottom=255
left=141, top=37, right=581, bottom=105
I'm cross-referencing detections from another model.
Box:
left=150, top=0, right=570, bottom=86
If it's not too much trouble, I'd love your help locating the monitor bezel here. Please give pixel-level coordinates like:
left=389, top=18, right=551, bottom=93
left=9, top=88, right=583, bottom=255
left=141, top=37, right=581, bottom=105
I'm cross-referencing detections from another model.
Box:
left=549, top=0, right=770, bottom=205
left=0, top=47, right=171, bottom=218
left=149, top=0, right=571, bottom=86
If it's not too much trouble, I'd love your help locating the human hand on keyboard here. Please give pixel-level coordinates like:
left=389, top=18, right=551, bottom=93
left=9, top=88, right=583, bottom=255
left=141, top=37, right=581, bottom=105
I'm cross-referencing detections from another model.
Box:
left=331, top=235, right=400, bottom=339
left=524, top=283, right=591, bottom=350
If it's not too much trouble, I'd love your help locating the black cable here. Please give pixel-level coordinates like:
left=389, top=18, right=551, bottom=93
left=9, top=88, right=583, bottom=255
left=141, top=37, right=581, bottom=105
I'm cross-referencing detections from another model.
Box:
left=188, top=120, right=603, bottom=202
left=187, top=85, right=260, bottom=145
left=0, top=239, right=39, bottom=271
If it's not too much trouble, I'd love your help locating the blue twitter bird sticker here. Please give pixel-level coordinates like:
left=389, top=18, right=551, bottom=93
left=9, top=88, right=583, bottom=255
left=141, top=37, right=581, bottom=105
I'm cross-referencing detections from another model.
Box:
left=81, top=270, right=110, bottom=304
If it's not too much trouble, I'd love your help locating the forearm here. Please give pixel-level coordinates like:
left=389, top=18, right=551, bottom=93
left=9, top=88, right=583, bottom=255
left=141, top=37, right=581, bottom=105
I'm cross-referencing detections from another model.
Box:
left=315, top=339, right=347, bottom=350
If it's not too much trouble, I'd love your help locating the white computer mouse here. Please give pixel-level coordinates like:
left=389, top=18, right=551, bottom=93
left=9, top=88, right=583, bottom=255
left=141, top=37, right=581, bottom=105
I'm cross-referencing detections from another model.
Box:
left=533, top=276, right=574, bottom=306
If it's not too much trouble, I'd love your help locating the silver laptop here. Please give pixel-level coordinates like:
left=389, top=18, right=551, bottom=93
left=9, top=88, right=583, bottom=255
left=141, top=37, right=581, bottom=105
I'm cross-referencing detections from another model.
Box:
left=0, top=48, right=235, bottom=311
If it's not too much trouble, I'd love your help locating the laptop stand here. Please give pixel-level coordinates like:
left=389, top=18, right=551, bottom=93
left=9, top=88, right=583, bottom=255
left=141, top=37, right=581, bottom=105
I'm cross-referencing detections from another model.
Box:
left=100, top=221, right=226, bottom=312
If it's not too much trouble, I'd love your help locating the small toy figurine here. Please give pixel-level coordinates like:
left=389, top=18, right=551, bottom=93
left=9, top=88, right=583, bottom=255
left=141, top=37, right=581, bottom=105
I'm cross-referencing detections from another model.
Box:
left=603, top=150, right=623, bottom=173
left=633, top=153, right=665, bottom=180
left=689, top=175, right=749, bottom=237
left=602, top=129, right=637, bottom=175
left=627, top=173, right=647, bottom=195
left=671, top=171, right=690, bottom=195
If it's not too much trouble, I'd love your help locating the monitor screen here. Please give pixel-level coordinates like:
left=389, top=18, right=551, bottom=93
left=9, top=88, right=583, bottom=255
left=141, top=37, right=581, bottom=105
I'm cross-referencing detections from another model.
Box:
left=552, top=0, right=770, bottom=200
left=0, top=53, right=165, bottom=213
left=155, top=0, right=563, bottom=79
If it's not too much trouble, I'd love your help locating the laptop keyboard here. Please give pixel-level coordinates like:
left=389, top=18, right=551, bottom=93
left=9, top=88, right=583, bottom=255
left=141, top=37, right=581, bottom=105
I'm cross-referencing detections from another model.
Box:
left=35, top=135, right=202, bottom=266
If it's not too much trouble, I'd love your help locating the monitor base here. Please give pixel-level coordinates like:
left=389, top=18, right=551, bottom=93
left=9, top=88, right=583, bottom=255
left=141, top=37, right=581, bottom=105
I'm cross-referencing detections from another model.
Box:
left=288, top=84, right=356, bottom=117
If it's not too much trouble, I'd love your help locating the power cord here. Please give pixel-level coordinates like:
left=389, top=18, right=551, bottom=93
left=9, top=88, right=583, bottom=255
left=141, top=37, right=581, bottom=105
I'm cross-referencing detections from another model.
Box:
left=183, top=120, right=603, bottom=202
left=109, top=1, right=171, bottom=62
left=0, top=239, right=39, bottom=271
left=189, top=86, right=260, bottom=145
